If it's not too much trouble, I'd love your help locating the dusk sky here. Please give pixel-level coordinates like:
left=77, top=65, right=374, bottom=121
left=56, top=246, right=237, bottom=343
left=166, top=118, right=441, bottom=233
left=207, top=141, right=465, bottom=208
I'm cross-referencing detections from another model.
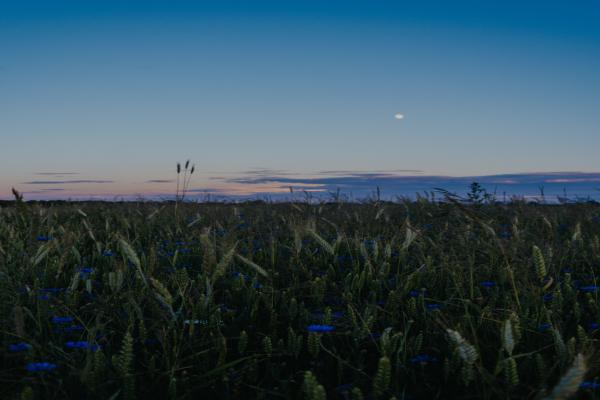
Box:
left=1, top=1, right=599, bottom=200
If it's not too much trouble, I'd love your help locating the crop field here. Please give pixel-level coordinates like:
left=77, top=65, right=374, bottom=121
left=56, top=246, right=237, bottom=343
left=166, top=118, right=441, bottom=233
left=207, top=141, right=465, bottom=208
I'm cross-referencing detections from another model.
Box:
left=1, top=198, right=599, bottom=399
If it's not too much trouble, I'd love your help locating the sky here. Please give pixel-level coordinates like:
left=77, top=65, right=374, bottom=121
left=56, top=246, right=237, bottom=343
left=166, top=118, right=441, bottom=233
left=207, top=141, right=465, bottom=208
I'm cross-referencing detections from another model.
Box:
left=1, top=1, right=599, bottom=201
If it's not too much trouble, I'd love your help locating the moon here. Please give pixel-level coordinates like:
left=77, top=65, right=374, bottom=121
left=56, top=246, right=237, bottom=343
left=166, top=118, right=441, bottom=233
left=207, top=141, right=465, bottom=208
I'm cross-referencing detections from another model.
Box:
left=394, top=112, right=404, bottom=120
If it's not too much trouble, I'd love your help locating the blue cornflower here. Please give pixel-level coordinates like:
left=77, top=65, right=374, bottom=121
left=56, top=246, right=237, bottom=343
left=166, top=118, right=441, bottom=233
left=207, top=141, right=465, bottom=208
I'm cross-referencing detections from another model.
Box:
left=40, top=288, right=65, bottom=293
left=62, top=325, right=84, bottom=333
left=232, top=271, right=250, bottom=281
left=26, top=362, right=57, bottom=372
left=480, top=281, right=496, bottom=288
left=331, top=311, right=344, bottom=319
left=543, top=294, right=553, bottom=303
left=498, top=231, right=511, bottom=239
left=580, top=381, right=600, bottom=389
left=580, top=286, right=599, bottom=293
left=426, top=303, right=442, bottom=311
left=51, top=316, right=74, bottom=324
left=65, top=341, right=100, bottom=351
left=589, top=322, right=599, bottom=331
left=102, top=250, right=113, bottom=257
left=537, top=323, right=552, bottom=332
left=409, top=289, right=427, bottom=298
left=78, top=267, right=93, bottom=277
left=363, top=239, right=376, bottom=249
left=36, top=235, right=50, bottom=242
left=8, top=342, right=31, bottom=353
left=307, top=324, right=335, bottom=333
left=410, top=354, right=439, bottom=365
left=216, top=229, right=227, bottom=237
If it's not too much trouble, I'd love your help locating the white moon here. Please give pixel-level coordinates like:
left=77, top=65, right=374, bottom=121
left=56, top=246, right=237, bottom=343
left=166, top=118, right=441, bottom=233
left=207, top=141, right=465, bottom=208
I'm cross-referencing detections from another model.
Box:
left=394, top=112, right=404, bottom=120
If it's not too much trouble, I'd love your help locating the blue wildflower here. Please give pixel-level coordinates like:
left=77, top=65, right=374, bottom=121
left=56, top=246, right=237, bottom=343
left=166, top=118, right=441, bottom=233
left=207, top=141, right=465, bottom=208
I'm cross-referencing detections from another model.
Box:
left=102, top=250, right=113, bottom=257
left=307, top=324, right=335, bottom=333
left=26, top=362, right=57, bottom=372
left=78, top=267, right=93, bottom=277
left=537, top=323, right=552, bottom=332
left=480, top=281, right=496, bottom=288
left=8, top=342, right=31, bottom=353
left=580, top=381, right=600, bottom=389
left=40, top=288, right=65, bottom=293
left=36, top=235, right=51, bottom=242
left=363, top=239, right=376, bottom=249
left=498, top=231, right=511, bottom=239
left=409, top=289, right=428, bottom=298
left=580, top=286, right=599, bottom=293
left=426, top=303, right=442, bottom=311
left=51, top=316, right=74, bottom=324
left=410, top=354, right=439, bottom=365
left=543, top=294, right=553, bottom=303
left=589, top=322, right=599, bottom=331
left=65, top=341, right=100, bottom=351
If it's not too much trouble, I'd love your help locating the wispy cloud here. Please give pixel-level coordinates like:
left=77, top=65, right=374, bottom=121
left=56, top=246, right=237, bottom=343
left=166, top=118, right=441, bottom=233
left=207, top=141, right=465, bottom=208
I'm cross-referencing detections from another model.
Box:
left=545, top=178, right=600, bottom=183
left=145, top=179, right=175, bottom=183
left=241, top=168, right=301, bottom=176
left=317, top=169, right=424, bottom=175
left=35, top=172, right=79, bottom=176
left=214, top=171, right=600, bottom=200
left=22, top=180, right=114, bottom=185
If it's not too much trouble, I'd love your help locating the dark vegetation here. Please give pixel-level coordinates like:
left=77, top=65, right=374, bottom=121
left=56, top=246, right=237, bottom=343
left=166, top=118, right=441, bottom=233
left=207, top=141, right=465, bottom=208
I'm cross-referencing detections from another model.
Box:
left=1, top=197, right=599, bottom=399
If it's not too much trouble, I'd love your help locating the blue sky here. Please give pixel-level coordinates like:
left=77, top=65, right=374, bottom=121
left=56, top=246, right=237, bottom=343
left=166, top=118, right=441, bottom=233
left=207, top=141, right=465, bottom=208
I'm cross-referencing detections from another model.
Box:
left=1, top=1, right=599, bottom=200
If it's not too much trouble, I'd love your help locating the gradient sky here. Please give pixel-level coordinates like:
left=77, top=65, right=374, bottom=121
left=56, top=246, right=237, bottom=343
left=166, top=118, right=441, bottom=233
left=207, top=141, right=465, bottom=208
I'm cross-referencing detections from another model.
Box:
left=1, top=1, right=599, bottom=200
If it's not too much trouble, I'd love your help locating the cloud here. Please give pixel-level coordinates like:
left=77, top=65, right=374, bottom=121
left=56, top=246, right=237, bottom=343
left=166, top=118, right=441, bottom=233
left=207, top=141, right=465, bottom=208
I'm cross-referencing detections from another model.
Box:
left=22, top=180, right=114, bottom=185
left=241, top=168, right=301, bottom=176
left=214, top=171, right=600, bottom=200
left=35, top=172, right=79, bottom=176
left=317, top=169, right=424, bottom=175
left=145, top=179, right=175, bottom=183
left=544, top=178, right=600, bottom=183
